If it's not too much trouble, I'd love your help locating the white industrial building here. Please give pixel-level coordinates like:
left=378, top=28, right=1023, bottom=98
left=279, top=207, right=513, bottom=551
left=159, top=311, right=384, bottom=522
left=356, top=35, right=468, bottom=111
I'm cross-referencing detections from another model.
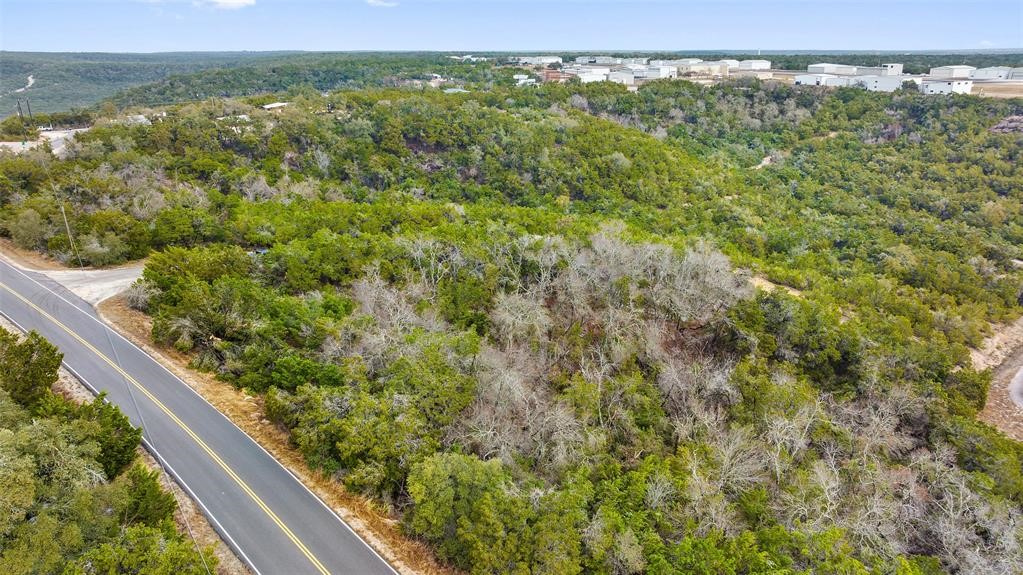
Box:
left=1011, top=68, right=1023, bottom=79
left=795, top=73, right=836, bottom=86
left=719, top=59, right=740, bottom=70
left=651, top=58, right=703, bottom=67
left=859, top=63, right=904, bottom=76
left=563, top=65, right=610, bottom=83
left=971, top=66, right=1011, bottom=80
left=739, top=59, right=771, bottom=70
left=575, top=56, right=621, bottom=65
left=920, top=79, right=973, bottom=94
left=825, top=76, right=859, bottom=87
left=678, top=61, right=729, bottom=76
left=928, top=65, right=975, bottom=79
left=794, top=74, right=859, bottom=88
left=855, top=75, right=917, bottom=92
left=807, top=63, right=858, bottom=75
left=513, top=74, right=537, bottom=87
left=633, top=65, right=677, bottom=79
left=608, top=71, right=635, bottom=85
left=520, top=56, right=563, bottom=66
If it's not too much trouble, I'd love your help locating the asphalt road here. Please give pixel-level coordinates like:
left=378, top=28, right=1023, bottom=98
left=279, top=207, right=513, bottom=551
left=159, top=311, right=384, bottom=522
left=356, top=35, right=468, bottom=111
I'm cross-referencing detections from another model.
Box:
left=0, top=258, right=396, bottom=575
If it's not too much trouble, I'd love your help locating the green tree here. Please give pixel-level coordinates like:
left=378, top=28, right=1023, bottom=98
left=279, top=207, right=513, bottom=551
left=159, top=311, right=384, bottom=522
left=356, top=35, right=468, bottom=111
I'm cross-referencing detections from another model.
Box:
left=0, top=329, right=62, bottom=409
left=119, top=465, right=177, bottom=527
left=63, top=524, right=216, bottom=575
left=76, top=394, right=143, bottom=479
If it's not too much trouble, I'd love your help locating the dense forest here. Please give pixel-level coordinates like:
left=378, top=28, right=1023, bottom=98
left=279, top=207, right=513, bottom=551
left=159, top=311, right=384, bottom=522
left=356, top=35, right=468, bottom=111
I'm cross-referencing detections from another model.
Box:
left=0, top=51, right=293, bottom=116
left=0, top=327, right=216, bottom=574
left=1, top=74, right=1022, bottom=574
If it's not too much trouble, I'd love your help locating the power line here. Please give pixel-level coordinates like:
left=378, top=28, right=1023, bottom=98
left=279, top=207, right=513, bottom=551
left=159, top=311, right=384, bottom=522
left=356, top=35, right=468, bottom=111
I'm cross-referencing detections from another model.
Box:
left=101, top=325, right=214, bottom=575
left=59, top=203, right=85, bottom=269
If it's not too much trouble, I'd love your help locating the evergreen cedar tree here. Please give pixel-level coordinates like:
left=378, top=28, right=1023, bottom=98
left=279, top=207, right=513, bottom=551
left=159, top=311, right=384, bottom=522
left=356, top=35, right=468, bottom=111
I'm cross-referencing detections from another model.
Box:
left=0, top=327, right=216, bottom=573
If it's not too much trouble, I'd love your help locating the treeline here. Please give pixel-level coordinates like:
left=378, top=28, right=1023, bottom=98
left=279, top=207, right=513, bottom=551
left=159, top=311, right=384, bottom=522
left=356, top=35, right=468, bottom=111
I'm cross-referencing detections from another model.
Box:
left=1, top=78, right=1022, bottom=573
left=0, top=327, right=216, bottom=574
left=0, top=50, right=285, bottom=117
left=108, top=53, right=512, bottom=109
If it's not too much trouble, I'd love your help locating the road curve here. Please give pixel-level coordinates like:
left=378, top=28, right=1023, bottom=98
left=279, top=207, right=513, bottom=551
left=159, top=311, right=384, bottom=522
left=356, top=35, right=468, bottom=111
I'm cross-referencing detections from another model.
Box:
left=0, top=258, right=396, bottom=575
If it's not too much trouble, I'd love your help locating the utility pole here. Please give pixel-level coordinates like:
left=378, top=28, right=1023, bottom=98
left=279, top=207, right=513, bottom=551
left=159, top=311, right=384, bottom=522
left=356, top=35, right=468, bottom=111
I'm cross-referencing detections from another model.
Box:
left=25, top=99, right=33, bottom=123
left=60, top=204, right=85, bottom=268
left=15, top=99, right=23, bottom=119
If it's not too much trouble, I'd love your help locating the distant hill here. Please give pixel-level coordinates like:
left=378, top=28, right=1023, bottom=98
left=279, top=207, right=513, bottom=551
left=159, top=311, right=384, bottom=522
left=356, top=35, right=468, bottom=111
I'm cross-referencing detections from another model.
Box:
left=107, top=52, right=505, bottom=108
left=0, top=51, right=295, bottom=117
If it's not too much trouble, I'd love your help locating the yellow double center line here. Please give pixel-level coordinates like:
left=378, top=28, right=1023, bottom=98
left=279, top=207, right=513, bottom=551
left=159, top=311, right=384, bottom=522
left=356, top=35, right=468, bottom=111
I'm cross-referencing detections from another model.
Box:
left=0, top=280, right=330, bottom=575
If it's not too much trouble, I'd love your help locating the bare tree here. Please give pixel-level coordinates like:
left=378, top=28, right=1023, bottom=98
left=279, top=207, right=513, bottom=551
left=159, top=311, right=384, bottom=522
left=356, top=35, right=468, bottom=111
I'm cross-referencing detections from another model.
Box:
left=490, top=292, right=551, bottom=349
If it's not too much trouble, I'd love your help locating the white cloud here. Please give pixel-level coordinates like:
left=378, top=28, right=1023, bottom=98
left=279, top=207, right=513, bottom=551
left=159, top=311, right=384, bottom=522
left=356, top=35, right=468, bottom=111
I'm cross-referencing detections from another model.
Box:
left=367, top=0, right=399, bottom=7
left=979, top=40, right=994, bottom=48
left=202, top=0, right=256, bottom=9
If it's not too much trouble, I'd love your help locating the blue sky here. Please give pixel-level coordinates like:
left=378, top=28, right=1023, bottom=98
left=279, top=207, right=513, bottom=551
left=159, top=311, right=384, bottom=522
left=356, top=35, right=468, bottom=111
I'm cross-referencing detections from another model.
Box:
left=1, top=1, right=1020, bottom=52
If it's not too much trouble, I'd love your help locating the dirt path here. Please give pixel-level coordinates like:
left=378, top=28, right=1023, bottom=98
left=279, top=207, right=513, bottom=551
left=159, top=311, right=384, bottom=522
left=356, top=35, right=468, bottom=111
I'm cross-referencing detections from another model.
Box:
left=14, top=75, right=34, bottom=93
left=976, top=317, right=1023, bottom=441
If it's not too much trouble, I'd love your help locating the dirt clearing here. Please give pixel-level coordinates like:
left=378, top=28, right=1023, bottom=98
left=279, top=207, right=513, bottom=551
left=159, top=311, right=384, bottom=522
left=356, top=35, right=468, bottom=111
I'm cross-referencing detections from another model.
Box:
left=974, top=316, right=1023, bottom=441
left=0, top=240, right=144, bottom=304
left=974, top=82, right=1023, bottom=99
left=43, top=262, right=144, bottom=305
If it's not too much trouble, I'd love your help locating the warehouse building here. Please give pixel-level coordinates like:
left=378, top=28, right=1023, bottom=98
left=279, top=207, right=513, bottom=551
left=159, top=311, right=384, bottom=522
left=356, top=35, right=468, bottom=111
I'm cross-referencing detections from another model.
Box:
left=855, top=75, right=917, bottom=92
left=637, top=65, right=677, bottom=79
left=972, top=66, right=1011, bottom=80
left=575, top=56, right=621, bottom=65
left=562, top=65, right=610, bottom=83
left=1011, top=68, right=1023, bottom=79
left=739, top=59, right=771, bottom=70
left=928, top=65, right=975, bottom=79
left=519, top=56, right=563, bottom=66
left=677, top=61, right=729, bottom=76
left=920, top=79, right=973, bottom=94
left=855, top=63, right=904, bottom=76
left=807, top=63, right=858, bottom=75
left=608, top=71, right=635, bottom=85
left=795, top=73, right=836, bottom=86
left=650, top=58, right=703, bottom=67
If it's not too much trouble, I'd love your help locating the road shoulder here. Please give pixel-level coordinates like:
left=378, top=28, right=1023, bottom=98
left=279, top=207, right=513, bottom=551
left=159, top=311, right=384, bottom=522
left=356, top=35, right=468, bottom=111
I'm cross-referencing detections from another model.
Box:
left=97, top=294, right=451, bottom=575
left=0, top=313, right=250, bottom=575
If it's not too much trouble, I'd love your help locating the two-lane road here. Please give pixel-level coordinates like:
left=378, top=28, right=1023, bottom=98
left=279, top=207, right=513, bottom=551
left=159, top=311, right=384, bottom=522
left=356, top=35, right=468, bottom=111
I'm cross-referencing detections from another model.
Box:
left=0, top=258, right=396, bottom=575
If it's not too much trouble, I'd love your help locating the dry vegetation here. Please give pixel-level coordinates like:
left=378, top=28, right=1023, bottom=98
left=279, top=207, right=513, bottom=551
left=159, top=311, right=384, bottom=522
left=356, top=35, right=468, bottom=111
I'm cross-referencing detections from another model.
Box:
left=97, top=295, right=456, bottom=575
left=0, top=237, right=67, bottom=270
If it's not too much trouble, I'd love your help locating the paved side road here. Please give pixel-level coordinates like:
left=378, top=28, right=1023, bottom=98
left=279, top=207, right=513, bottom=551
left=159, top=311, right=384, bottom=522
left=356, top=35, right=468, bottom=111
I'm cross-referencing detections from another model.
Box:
left=0, top=258, right=396, bottom=575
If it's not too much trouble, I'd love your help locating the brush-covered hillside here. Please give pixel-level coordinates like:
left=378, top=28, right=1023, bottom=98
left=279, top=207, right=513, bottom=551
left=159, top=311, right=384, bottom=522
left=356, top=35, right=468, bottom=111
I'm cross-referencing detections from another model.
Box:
left=1, top=78, right=1022, bottom=574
